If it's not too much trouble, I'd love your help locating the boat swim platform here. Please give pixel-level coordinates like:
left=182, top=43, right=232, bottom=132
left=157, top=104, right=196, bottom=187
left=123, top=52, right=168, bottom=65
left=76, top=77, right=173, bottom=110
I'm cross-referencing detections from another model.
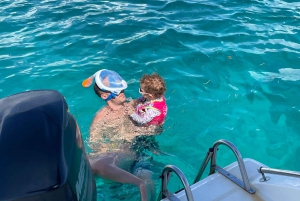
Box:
left=159, top=139, right=300, bottom=201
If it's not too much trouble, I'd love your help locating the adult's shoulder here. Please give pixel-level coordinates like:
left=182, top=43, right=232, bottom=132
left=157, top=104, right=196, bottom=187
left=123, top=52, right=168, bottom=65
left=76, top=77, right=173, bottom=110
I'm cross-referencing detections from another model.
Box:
left=92, top=107, right=108, bottom=122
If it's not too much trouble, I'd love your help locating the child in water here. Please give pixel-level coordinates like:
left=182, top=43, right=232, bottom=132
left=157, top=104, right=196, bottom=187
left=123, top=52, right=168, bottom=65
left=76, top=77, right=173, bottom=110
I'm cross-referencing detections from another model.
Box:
left=129, top=73, right=167, bottom=126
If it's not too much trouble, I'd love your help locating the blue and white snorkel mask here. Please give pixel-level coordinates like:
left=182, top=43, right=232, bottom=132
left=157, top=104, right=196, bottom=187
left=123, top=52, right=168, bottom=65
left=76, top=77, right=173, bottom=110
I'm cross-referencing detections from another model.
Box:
left=82, top=69, right=127, bottom=101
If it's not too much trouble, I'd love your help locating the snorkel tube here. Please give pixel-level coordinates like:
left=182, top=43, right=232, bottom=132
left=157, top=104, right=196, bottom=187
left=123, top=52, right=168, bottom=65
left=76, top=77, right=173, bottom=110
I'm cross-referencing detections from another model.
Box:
left=82, top=69, right=127, bottom=101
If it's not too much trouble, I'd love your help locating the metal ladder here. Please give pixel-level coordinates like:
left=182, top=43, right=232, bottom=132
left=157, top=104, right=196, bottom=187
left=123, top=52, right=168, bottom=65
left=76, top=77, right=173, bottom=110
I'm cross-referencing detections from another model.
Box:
left=157, top=165, right=194, bottom=201
left=157, top=139, right=255, bottom=201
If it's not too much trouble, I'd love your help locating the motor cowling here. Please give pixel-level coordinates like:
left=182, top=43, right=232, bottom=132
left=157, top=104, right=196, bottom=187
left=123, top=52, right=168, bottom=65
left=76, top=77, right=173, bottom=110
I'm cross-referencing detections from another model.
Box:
left=0, top=90, right=96, bottom=201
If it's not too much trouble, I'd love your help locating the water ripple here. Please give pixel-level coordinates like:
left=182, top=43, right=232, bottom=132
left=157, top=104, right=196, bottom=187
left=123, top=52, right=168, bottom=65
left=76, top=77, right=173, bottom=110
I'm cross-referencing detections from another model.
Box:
left=1, top=2, right=300, bottom=199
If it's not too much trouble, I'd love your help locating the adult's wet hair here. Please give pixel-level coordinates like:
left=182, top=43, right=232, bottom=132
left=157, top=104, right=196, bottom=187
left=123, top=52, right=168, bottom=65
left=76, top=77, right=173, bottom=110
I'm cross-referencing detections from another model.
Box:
left=93, top=83, right=109, bottom=98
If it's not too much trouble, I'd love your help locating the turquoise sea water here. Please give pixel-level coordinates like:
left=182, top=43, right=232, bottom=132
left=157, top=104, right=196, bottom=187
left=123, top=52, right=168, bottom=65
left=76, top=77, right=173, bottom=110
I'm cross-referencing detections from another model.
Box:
left=1, top=0, right=300, bottom=200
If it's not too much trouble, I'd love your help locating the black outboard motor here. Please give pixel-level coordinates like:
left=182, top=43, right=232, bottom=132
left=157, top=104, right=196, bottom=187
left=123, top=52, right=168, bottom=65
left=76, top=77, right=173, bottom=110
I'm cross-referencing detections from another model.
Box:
left=0, top=90, right=96, bottom=201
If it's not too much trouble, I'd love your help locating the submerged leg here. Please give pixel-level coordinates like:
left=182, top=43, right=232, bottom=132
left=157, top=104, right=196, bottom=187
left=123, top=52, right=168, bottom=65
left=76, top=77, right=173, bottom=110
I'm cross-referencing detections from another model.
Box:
left=135, top=168, right=156, bottom=201
left=89, top=153, right=153, bottom=201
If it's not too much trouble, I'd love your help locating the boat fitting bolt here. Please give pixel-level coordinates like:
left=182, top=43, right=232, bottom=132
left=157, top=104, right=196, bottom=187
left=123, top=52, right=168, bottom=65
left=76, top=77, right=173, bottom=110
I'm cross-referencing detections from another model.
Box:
left=258, top=167, right=270, bottom=182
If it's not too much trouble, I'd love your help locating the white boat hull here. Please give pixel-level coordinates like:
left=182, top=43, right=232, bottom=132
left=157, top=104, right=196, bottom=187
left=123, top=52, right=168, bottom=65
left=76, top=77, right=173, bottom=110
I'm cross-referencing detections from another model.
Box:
left=162, top=159, right=300, bottom=201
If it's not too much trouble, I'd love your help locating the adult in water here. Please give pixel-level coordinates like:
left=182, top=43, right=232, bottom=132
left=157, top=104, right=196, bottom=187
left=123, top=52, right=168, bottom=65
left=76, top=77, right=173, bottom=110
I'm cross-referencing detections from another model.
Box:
left=82, top=69, right=161, bottom=201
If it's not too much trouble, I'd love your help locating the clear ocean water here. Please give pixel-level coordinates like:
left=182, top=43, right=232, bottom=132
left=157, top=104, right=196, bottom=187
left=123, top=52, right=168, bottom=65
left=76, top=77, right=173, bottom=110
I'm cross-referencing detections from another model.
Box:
left=1, top=0, right=300, bottom=200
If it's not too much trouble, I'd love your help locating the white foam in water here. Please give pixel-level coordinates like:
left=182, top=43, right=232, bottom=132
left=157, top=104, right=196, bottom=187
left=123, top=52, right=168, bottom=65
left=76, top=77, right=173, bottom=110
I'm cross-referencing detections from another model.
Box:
left=249, top=68, right=300, bottom=82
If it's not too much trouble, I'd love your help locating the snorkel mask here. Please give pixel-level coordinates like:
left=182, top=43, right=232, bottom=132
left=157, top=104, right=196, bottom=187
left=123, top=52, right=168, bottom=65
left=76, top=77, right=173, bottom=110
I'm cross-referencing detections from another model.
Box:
left=82, top=69, right=127, bottom=101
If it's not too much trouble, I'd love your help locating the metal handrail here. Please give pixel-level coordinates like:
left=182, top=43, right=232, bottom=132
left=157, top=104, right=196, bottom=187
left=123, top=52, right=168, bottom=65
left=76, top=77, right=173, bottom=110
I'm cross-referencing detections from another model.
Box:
left=193, top=148, right=214, bottom=183
left=158, top=139, right=256, bottom=201
left=258, top=167, right=300, bottom=182
left=158, top=165, right=194, bottom=201
left=210, top=140, right=254, bottom=193
left=193, top=139, right=255, bottom=194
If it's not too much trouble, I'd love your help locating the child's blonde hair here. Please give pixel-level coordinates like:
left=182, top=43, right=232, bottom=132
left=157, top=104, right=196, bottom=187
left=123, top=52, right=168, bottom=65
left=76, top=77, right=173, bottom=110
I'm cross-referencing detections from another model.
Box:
left=140, top=73, right=166, bottom=98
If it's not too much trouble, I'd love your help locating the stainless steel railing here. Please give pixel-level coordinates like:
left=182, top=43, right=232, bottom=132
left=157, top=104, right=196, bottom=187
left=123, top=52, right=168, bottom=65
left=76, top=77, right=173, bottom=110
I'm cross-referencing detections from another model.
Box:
left=258, top=167, right=300, bottom=182
left=158, top=165, right=194, bottom=201
left=194, top=139, right=255, bottom=194
left=157, top=139, right=256, bottom=201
